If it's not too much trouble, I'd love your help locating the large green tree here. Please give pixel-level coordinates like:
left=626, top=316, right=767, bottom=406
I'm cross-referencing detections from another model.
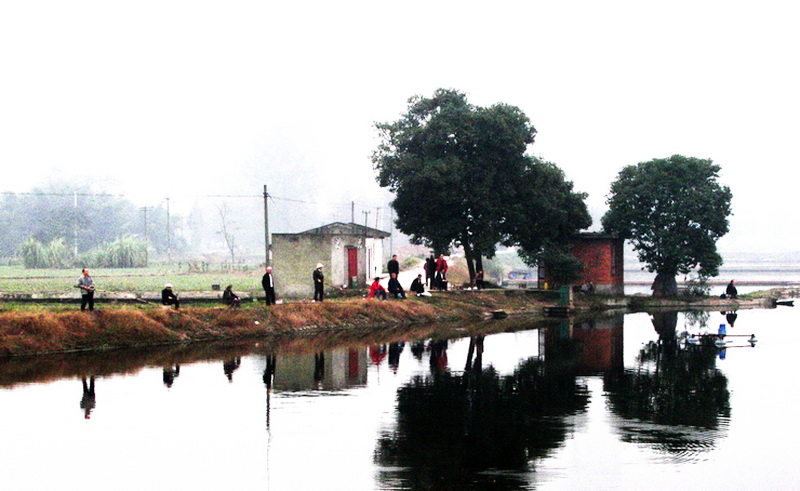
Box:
left=373, top=89, right=590, bottom=280
left=602, top=155, right=732, bottom=297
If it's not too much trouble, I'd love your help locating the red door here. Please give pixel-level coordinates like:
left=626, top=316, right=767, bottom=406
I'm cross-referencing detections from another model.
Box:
left=347, top=248, right=358, bottom=284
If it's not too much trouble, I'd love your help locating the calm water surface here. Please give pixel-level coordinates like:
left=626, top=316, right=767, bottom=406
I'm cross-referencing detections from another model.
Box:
left=1, top=306, right=798, bottom=490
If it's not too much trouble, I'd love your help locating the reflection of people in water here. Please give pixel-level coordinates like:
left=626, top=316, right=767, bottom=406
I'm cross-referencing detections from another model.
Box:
left=410, top=341, right=426, bottom=361
left=388, top=343, right=405, bottom=373
left=429, top=340, right=448, bottom=373
left=163, top=364, right=180, bottom=388
left=370, top=345, right=388, bottom=366
left=725, top=311, right=738, bottom=327
left=223, top=357, right=241, bottom=382
left=314, top=352, right=325, bottom=386
left=80, top=376, right=96, bottom=419
left=464, top=336, right=485, bottom=372
left=263, top=354, right=276, bottom=389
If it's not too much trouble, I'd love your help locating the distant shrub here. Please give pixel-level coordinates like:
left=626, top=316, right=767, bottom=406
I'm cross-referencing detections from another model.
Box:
left=79, top=236, right=148, bottom=268
left=19, top=238, right=48, bottom=268
left=46, top=238, right=73, bottom=269
left=19, top=238, right=73, bottom=269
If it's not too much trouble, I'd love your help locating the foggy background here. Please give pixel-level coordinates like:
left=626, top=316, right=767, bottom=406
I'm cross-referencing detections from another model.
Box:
left=2, top=0, right=799, bottom=265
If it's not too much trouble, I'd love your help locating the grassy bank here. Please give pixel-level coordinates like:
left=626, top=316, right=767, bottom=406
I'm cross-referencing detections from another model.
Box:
left=0, top=290, right=560, bottom=357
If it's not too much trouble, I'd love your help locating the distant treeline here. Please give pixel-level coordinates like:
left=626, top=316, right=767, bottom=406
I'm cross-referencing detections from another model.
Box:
left=0, top=184, right=187, bottom=267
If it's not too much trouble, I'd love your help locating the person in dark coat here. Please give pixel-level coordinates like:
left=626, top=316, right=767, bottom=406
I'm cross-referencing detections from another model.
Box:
left=388, top=273, right=406, bottom=299
left=387, top=254, right=400, bottom=277
left=222, top=284, right=241, bottom=307
left=425, top=255, right=437, bottom=288
left=313, top=263, right=325, bottom=302
left=410, top=274, right=425, bottom=296
left=726, top=280, right=738, bottom=299
left=262, top=266, right=276, bottom=306
left=161, top=283, right=180, bottom=309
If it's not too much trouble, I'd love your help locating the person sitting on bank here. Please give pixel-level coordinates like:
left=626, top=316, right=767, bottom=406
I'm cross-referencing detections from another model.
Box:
left=726, top=280, right=738, bottom=299
left=410, top=274, right=425, bottom=296
left=222, top=284, right=241, bottom=308
left=388, top=273, right=406, bottom=299
left=368, top=277, right=387, bottom=300
left=161, top=283, right=180, bottom=310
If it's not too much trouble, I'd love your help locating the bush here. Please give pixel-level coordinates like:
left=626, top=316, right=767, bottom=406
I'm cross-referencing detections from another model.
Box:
left=19, top=238, right=48, bottom=268
left=19, top=238, right=74, bottom=269
left=79, top=236, right=148, bottom=268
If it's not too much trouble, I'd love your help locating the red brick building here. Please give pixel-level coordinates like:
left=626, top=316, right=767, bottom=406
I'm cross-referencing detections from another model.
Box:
left=571, top=233, right=625, bottom=295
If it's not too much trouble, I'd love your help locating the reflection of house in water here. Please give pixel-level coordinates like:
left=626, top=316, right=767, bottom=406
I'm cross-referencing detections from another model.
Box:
left=544, top=315, right=624, bottom=374
left=270, top=348, right=368, bottom=391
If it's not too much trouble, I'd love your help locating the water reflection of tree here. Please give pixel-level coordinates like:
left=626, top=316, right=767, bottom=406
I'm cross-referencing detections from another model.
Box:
left=376, top=337, right=588, bottom=489
left=604, top=312, right=730, bottom=444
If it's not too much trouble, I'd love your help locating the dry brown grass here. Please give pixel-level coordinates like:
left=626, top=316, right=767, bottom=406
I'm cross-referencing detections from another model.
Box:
left=0, top=291, right=548, bottom=356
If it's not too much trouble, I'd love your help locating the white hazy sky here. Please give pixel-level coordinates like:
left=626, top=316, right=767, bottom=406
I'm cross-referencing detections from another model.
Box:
left=2, top=0, right=798, bottom=253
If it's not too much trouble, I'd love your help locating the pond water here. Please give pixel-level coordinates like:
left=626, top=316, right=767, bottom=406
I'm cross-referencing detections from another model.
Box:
left=1, top=305, right=798, bottom=490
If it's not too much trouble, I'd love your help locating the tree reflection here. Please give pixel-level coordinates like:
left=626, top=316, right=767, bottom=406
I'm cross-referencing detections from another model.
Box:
left=604, top=312, right=731, bottom=449
left=376, top=336, right=588, bottom=488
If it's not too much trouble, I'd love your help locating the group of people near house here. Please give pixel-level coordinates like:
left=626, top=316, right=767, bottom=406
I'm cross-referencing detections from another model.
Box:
left=423, top=254, right=451, bottom=291
left=74, top=253, right=459, bottom=311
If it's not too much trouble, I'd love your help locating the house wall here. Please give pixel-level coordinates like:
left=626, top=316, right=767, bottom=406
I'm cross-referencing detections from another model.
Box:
left=272, top=234, right=331, bottom=298
left=571, top=237, right=625, bottom=295
left=272, top=232, right=384, bottom=297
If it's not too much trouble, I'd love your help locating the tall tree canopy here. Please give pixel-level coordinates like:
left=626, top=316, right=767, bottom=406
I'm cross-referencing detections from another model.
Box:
left=602, top=155, right=732, bottom=296
left=372, top=89, right=590, bottom=279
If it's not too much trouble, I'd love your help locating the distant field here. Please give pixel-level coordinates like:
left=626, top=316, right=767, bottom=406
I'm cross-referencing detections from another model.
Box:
left=0, top=265, right=264, bottom=294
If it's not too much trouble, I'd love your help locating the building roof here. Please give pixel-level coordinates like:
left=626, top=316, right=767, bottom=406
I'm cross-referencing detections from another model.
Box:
left=574, top=232, right=621, bottom=241
left=287, top=222, right=391, bottom=239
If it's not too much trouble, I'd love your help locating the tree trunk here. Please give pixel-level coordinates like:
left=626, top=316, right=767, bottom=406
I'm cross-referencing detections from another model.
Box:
left=651, top=273, right=678, bottom=298
left=462, top=239, right=476, bottom=282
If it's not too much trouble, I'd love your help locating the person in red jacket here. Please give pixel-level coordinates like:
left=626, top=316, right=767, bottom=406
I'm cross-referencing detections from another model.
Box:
left=368, top=277, right=387, bottom=300
left=435, top=254, right=448, bottom=291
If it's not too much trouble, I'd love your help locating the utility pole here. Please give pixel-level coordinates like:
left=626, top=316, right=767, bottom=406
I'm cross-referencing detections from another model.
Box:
left=362, top=210, right=370, bottom=237
left=141, top=206, right=153, bottom=265
left=263, top=185, right=270, bottom=267
left=141, top=207, right=153, bottom=245
left=166, top=196, right=171, bottom=263
left=351, top=201, right=355, bottom=224
left=73, top=191, right=78, bottom=257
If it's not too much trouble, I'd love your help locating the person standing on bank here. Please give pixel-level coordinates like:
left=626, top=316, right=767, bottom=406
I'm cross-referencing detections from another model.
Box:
left=77, top=268, right=95, bottom=311
left=262, top=266, right=276, bottom=306
left=388, top=254, right=400, bottom=277
left=313, top=263, right=325, bottom=302
left=435, top=254, right=448, bottom=291
left=474, top=270, right=485, bottom=290
left=161, top=283, right=180, bottom=310
left=425, top=255, right=437, bottom=288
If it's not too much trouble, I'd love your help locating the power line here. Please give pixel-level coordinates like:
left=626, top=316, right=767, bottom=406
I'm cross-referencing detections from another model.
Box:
left=1, top=190, right=384, bottom=209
